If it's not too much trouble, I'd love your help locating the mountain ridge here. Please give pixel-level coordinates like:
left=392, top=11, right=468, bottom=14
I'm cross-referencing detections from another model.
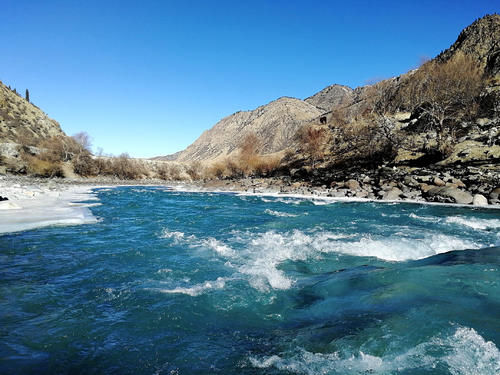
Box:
left=155, top=14, right=500, bottom=163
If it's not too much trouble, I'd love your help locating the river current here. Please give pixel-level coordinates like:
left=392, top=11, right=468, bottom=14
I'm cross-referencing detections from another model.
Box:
left=1, top=186, right=499, bottom=374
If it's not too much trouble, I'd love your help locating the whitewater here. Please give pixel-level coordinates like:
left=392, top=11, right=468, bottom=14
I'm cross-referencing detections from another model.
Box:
left=1, top=186, right=499, bottom=374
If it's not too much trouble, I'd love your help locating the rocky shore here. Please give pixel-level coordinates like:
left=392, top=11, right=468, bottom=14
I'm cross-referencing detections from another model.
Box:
left=289, top=164, right=500, bottom=206
left=1, top=169, right=499, bottom=215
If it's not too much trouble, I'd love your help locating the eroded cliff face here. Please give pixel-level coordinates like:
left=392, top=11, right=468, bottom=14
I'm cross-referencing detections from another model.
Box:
left=168, top=97, right=323, bottom=162
left=0, top=81, right=65, bottom=145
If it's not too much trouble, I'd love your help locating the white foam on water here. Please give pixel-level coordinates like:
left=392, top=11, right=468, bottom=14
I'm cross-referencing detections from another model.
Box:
left=445, top=327, right=500, bottom=375
left=159, top=229, right=234, bottom=257
left=232, top=230, right=352, bottom=291
left=201, top=237, right=235, bottom=256
left=156, top=277, right=227, bottom=296
left=179, top=228, right=481, bottom=292
left=409, top=213, right=439, bottom=222
left=234, top=230, right=478, bottom=290
left=264, top=209, right=299, bottom=217
left=156, top=268, right=172, bottom=274
left=446, top=216, right=500, bottom=230
left=311, top=200, right=332, bottom=206
left=333, top=233, right=479, bottom=261
left=159, top=229, right=187, bottom=243
left=157, top=224, right=483, bottom=292
left=249, top=326, right=500, bottom=375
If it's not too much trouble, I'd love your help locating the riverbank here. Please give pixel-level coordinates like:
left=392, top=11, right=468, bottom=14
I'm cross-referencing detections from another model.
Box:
left=1, top=174, right=499, bottom=235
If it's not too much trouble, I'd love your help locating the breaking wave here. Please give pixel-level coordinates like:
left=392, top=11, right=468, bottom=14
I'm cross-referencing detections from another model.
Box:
left=445, top=216, right=500, bottom=230
left=249, top=326, right=500, bottom=375
left=155, top=277, right=228, bottom=296
left=264, top=209, right=299, bottom=217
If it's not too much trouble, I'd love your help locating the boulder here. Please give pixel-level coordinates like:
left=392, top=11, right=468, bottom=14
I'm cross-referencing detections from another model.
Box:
left=382, top=187, right=403, bottom=201
left=345, top=179, right=360, bottom=191
left=433, top=177, right=446, bottom=186
left=427, top=186, right=474, bottom=204
left=489, top=187, right=500, bottom=200
left=419, top=183, right=433, bottom=193
left=472, top=194, right=488, bottom=206
left=403, top=175, right=419, bottom=188
left=355, top=191, right=368, bottom=198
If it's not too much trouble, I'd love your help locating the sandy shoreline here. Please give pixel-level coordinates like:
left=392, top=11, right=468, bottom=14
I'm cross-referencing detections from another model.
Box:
left=1, top=175, right=498, bottom=235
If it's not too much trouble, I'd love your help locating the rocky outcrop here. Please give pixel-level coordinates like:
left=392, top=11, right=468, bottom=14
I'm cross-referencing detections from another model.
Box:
left=160, top=97, right=322, bottom=162
left=436, top=14, right=500, bottom=76
left=0, top=81, right=65, bottom=145
left=304, top=84, right=353, bottom=112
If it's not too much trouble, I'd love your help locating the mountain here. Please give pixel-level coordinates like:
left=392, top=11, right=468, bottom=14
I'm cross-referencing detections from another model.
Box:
left=162, top=97, right=323, bottom=162
left=159, top=15, right=500, bottom=164
left=436, top=14, right=500, bottom=76
left=0, top=81, right=65, bottom=145
left=304, top=84, right=353, bottom=112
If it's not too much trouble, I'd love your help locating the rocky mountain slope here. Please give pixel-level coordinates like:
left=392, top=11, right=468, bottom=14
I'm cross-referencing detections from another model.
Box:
left=304, top=84, right=353, bottom=112
left=162, top=15, right=500, bottom=164
left=0, top=81, right=65, bottom=145
left=164, top=97, right=323, bottom=162
left=436, top=14, right=500, bottom=75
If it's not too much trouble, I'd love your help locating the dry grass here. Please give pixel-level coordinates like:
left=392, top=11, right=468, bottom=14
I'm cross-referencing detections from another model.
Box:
left=23, top=154, right=64, bottom=177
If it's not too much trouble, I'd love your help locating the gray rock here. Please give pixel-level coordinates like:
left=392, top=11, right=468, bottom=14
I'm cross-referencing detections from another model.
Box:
left=382, top=187, right=403, bottom=200
left=433, top=177, right=446, bottom=186
left=403, top=175, right=419, bottom=188
left=472, top=194, right=488, bottom=206
left=355, top=191, right=368, bottom=198
left=419, top=183, right=433, bottom=193
left=427, top=186, right=474, bottom=204
left=490, top=187, right=500, bottom=200
left=345, top=179, right=360, bottom=191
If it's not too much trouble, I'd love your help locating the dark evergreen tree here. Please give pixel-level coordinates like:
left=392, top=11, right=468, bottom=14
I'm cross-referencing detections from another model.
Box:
left=25, top=89, right=30, bottom=102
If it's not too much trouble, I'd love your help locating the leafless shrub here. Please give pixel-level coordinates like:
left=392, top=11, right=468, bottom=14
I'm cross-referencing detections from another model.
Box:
left=399, top=52, right=484, bottom=152
left=208, top=160, right=227, bottom=179
left=16, top=129, right=38, bottom=147
left=253, top=155, right=281, bottom=176
left=155, top=162, right=186, bottom=181
left=225, top=158, right=244, bottom=178
left=72, top=153, right=98, bottom=176
left=185, top=161, right=203, bottom=181
left=22, top=154, right=64, bottom=177
left=168, top=164, right=183, bottom=180
left=296, top=125, right=326, bottom=167
left=330, top=107, right=349, bottom=127
left=329, top=114, right=393, bottom=167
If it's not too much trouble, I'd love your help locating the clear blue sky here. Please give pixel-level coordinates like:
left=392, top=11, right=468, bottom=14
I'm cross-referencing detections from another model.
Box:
left=1, top=1, right=497, bottom=157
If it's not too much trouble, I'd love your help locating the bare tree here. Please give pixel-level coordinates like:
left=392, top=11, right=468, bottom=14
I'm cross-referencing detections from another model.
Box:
left=296, top=125, right=326, bottom=168
left=401, top=52, right=484, bottom=153
left=72, top=132, right=92, bottom=153
left=238, top=132, right=262, bottom=175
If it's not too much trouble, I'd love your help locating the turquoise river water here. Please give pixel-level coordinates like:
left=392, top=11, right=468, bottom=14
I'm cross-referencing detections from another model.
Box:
left=1, top=186, right=499, bottom=374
